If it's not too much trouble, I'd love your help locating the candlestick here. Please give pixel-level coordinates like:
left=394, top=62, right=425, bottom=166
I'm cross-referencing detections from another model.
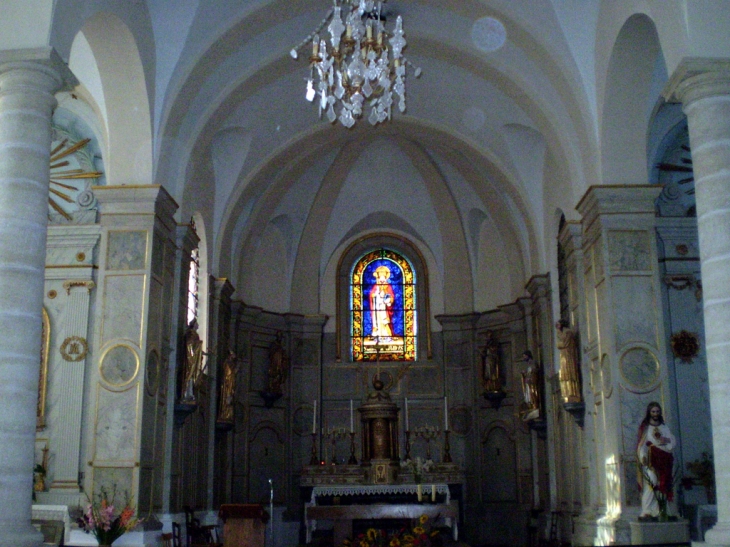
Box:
left=312, top=399, right=317, bottom=434
left=444, top=396, right=449, bottom=431
left=443, top=430, right=452, bottom=463
left=350, top=399, right=354, bottom=433
left=309, top=432, right=318, bottom=465
left=348, top=431, right=358, bottom=464
left=405, top=397, right=409, bottom=431
left=404, top=430, right=411, bottom=460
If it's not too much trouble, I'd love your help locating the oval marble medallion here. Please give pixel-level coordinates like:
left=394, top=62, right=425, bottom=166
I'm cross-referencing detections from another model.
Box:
left=100, top=344, right=139, bottom=386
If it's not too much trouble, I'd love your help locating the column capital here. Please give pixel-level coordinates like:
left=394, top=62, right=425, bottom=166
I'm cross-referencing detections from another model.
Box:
left=664, top=57, right=730, bottom=105
left=0, top=47, right=77, bottom=93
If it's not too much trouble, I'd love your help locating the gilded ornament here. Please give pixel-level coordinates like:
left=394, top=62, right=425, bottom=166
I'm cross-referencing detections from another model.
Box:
left=60, top=335, right=88, bottom=362
left=670, top=330, right=700, bottom=364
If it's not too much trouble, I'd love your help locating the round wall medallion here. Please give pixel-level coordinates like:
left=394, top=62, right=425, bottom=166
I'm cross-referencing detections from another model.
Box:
left=60, top=336, right=88, bottom=362
left=145, top=350, right=160, bottom=396
left=47, top=290, right=57, bottom=299
left=619, top=347, right=659, bottom=390
left=670, top=330, right=700, bottom=363
left=450, top=406, right=472, bottom=436
left=100, top=344, right=139, bottom=386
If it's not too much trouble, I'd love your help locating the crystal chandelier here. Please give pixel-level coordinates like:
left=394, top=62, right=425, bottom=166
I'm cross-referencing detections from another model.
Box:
left=290, top=0, right=420, bottom=128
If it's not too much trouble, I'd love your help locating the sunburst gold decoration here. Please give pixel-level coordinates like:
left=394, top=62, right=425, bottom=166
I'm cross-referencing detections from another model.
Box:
left=48, top=126, right=103, bottom=220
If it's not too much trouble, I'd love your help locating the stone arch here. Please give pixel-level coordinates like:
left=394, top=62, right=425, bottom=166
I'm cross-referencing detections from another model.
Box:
left=74, top=12, right=152, bottom=185
left=601, top=14, right=666, bottom=186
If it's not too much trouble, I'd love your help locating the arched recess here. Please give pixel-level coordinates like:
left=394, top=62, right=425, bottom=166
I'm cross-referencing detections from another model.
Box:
left=76, top=12, right=152, bottom=185
left=334, top=233, right=433, bottom=363
left=482, top=422, right=517, bottom=503
left=601, top=14, right=666, bottom=186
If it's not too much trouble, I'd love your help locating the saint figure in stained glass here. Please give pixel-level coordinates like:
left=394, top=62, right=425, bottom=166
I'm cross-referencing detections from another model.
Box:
left=351, top=249, right=416, bottom=361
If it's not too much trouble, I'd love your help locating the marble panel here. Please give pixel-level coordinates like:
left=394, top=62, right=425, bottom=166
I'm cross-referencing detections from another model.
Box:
left=612, top=277, right=657, bottom=350
left=444, top=339, right=470, bottom=368
left=291, top=368, right=319, bottom=402
left=102, top=275, right=145, bottom=345
left=94, top=384, right=139, bottom=462
left=100, top=344, right=139, bottom=386
left=323, top=365, right=359, bottom=397
left=407, top=365, right=442, bottom=397
left=293, top=338, right=320, bottom=367
left=92, top=467, right=134, bottom=498
left=107, top=230, right=147, bottom=271
left=449, top=405, right=472, bottom=436
left=249, top=345, right=268, bottom=392
left=248, top=426, right=285, bottom=502
left=151, top=234, right=164, bottom=278
left=593, top=236, right=605, bottom=280
left=608, top=230, right=651, bottom=272
left=482, top=427, right=517, bottom=502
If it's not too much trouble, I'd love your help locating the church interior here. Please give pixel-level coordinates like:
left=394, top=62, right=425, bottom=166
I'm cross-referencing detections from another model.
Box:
left=3, top=2, right=730, bottom=547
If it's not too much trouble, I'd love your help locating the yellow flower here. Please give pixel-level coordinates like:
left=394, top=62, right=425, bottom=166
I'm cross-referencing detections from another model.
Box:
left=412, top=527, right=425, bottom=535
left=367, top=529, right=378, bottom=541
left=419, top=515, right=429, bottom=524
left=430, top=531, right=440, bottom=537
left=403, top=534, right=415, bottom=542
left=389, top=539, right=401, bottom=547
left=359, top=541, right=369, bottom=547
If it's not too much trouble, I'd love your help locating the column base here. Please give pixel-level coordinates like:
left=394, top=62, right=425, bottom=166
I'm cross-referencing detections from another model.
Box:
left=0, top=522, right=44, bottom=547
left=35, top=489, right=84, bottom=507
left=572, top=508, right=632, bottom=546
left=630, top=519, right=690, bottom=545
left=700, top=522, right=730, bottom=546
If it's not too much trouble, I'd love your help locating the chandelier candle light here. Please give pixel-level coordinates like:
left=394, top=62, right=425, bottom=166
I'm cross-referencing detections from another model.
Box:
left=290, top=0, right=421, bottom=127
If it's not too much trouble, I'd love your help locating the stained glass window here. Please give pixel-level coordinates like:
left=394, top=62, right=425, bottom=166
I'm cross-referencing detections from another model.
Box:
left=351, top=249, right=416, bottom=361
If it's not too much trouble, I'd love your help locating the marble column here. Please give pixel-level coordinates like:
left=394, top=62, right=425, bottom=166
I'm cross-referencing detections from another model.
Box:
left=0, top=49, right=74, bottom=547
left=667, top=60, right=730, bottom=546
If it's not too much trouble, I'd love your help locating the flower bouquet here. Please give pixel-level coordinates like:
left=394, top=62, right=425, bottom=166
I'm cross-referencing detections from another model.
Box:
left=402, top=457, right=435, bottom=484
left=77, top=485, right=142, bottom=546
left=344, top=514, right=439, bottom=547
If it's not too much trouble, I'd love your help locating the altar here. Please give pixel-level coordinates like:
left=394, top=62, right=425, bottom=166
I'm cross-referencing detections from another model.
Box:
left=301, top=371, right=464, bottom=546
left=303, top=483, right=459, bottom=546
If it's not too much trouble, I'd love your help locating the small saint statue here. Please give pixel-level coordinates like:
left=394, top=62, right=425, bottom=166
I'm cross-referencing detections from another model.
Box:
left=217, top=350, right=238, bottom=424
left=481, top=330, right=501, bottom=392
left=520, top=350, right=541, bottom=420
left=267, top=332, right=288, bottom=395
left=181, top=318, right=204, bottom=402
left=555, top=320, right=582, bottom=404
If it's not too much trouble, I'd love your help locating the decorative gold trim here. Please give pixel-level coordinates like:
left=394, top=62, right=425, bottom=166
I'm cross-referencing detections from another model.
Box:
left=670, top=330, right=700, bottom=364
left=60, top=335, right=88, bottom=362
left=37, top=308, right=50, bottom=430
left=62, top=279, right=96, bottom=295
left=45, top=264, right=98, bottom=269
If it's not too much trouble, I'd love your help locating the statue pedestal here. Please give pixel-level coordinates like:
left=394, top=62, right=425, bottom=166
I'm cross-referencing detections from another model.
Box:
left=629, top=519, right=689, bottom=545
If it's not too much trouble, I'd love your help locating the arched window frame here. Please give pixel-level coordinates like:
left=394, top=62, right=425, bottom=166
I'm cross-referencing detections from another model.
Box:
left=336, top=234, right=431, bottom=362
left=350, top=248, right=417, bottom=361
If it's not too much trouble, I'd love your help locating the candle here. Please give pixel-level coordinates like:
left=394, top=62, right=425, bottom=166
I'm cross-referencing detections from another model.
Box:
left=405, top=397, right=409, bottom=431
left=350, top=399, right=354, bottom=433
left=431, top=484, right=436, bottom=502
left=417, top=484, right=423, bottom=502
left=313, top=36, right=319, bottom=56
left=312, top=399, right=317, bottom=434
left=444, top=396, right=449, bottom=431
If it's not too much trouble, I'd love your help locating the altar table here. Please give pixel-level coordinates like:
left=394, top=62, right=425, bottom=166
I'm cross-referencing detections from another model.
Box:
left=304, top=484, right=458, bottom=545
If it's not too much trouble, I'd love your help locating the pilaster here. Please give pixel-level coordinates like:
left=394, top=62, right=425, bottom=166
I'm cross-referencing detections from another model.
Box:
left=90, top=185, right=178, bottom=517
left=575, top=185, right=670, bottom=545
